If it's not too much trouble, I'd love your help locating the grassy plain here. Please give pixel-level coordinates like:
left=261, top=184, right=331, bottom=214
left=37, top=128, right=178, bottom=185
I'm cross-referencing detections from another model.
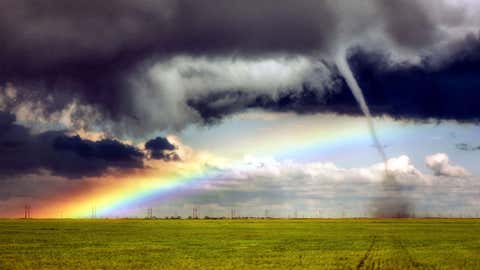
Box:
left=1, top=219, right=480, bottom=269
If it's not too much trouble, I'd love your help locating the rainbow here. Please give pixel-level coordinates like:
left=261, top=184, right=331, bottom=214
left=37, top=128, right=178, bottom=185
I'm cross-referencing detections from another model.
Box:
left=39, top=117, right=409, bottom=218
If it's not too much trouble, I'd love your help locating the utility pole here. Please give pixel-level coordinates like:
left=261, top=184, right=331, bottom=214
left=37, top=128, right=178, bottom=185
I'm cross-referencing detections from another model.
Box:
left=24, top=204, right=31, bottom=219
left=91, top=206, right=97, bottom=219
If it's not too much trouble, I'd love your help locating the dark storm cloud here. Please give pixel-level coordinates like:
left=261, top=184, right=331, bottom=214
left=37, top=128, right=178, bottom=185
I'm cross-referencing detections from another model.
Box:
left=187, top=84, right=361, bottom=124
left=188, top=40, right=480, bottom=122
left=53, top=135, right=144, bottom=170
left=0, top=110, right=16, bottom=128
left=346, top=44, right=480, bottom=121
left=0, top=0, right=448, bottom=82
left=375, top=0, right=440, bottom=49
left=0, top=111, right=144, bottom=178
left=0, top=0, right=336, bottom=121
left=0, top=0, right=335, bottom=72
left=0, top=0, right=478, bottom=134
left=145, top=137, right=180, bottom=161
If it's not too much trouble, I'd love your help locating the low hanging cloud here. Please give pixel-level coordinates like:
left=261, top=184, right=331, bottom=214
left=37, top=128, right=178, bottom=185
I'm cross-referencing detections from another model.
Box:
left=145, top=137, right=180, bottom=161
left=1, top=0, right=480, bottom=137
left=0, top=109, right=191, bottom=180
left=0, top=111, right=146, bottom=178
left=425, top=153, right=470, bottom=177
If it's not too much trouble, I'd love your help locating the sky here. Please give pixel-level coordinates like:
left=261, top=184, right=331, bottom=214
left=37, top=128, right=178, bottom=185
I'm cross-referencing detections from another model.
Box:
left=0, top=0, right=480, bottom=218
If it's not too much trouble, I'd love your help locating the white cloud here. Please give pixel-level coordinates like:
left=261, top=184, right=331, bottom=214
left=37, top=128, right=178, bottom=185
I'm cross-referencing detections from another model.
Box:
left=425, top=153, right=470, bottom=177
left=159, top=153, right=478, bottom=217
left=214, top=155, right=426, bottom=189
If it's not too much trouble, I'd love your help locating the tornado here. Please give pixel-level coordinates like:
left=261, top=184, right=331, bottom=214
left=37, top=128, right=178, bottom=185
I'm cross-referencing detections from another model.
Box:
left=336, top=53, right=388, bottom=171
left=336, top=52, right=412, bottom=218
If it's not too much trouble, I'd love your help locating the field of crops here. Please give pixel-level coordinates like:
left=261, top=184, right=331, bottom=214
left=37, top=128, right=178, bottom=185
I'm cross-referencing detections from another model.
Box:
left=1, top=219, right=480, bottom=270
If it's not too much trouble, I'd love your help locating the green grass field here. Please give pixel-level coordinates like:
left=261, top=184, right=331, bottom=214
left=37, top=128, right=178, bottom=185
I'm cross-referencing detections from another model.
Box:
left=1, top=219, right=480, bottom=270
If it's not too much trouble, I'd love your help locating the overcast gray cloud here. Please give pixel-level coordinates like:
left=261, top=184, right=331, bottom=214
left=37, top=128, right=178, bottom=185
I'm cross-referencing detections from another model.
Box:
left=1, top=0, right=480, bottom=137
